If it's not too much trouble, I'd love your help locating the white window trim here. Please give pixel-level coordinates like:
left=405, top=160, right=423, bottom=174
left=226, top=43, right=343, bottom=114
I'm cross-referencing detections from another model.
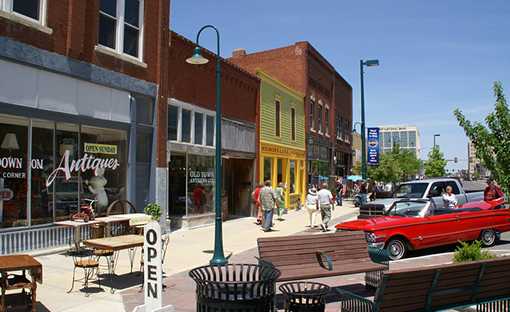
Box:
left=97, top=0, right=145, bottom=61
left=168, top=99, right=216, bottom=147
left=1, top=0, right=52, bottom=34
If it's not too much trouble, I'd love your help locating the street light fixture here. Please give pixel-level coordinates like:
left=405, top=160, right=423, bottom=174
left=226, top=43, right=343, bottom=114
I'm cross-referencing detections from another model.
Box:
left=433, top=134, right=441, bottom=148
left=186, top=25, right=227, bottom=265
left=360, top=59, right=379, bottom=180
left=352, top=121, right=361, bottom=133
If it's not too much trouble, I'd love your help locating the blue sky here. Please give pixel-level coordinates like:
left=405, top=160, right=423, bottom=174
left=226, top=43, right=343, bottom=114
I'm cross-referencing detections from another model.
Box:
left=169, top=1, right=510, bottom=172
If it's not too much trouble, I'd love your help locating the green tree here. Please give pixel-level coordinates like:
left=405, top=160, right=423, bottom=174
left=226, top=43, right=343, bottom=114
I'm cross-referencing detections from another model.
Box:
left=393, top=146, right=422, bottom=181
left=423, top=145, right=447, bottom=177
left=353, top=150, right=406, bottom=183
left=454, top=81, right=510, bottom=194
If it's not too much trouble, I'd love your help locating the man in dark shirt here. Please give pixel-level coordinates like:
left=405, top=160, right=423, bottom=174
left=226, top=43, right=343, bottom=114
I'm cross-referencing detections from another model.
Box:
left=484, top=178, right=504, bottom=201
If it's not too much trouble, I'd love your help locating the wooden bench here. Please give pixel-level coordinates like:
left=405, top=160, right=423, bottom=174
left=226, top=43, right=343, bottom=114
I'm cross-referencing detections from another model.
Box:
left=256, top=230, right=389, bottom=288
left=337, top=257, right=510, bottom=312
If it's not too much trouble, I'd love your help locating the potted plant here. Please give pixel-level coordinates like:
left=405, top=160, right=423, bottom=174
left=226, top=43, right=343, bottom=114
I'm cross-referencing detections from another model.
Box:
left=143, top=203, right=162, bottom=222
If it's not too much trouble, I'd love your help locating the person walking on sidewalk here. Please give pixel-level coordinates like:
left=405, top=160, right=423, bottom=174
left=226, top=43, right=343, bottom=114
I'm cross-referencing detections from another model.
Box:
left=317, top=183, right=334, bottom=232
left=259, top=180, right=279, bottom=232
left=306, top=188, right=319, bottom=228
left=335, top=179, right=343, bottom=206
left=275, top=182, right=285, bottom=221
left=251, top=182, right=264, bottom=225
left=360, top=179, right=369, bottom=204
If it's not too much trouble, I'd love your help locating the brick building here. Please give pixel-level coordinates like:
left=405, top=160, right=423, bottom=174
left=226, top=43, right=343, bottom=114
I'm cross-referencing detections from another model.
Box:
left=166, top=31, right=260, bottom=229
left=228, top=42, right=353, bottom=187
left=0, top=0, right=169, bottom=253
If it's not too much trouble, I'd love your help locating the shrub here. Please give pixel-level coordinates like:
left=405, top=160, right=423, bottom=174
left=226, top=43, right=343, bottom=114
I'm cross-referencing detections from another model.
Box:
left=143, top=203, right=162, bottom=222
left=452, top=240, right=498, bottom=263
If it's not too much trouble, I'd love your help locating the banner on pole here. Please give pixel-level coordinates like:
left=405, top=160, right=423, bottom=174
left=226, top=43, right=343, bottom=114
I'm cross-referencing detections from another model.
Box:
left=367, top=127, right=380, bottom=166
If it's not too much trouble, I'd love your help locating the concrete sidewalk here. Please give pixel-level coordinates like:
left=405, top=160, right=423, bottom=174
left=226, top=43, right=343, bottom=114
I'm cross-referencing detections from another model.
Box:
left=7, top=200, right=461, bottom=312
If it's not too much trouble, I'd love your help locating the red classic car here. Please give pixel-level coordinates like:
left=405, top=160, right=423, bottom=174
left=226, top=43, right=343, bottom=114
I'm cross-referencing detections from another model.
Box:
left=334, top=199, right=510, bottom=260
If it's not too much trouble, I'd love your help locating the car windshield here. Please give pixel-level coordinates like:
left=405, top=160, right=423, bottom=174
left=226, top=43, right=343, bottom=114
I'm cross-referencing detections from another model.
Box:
left=386, top=201, right=429, bottom=217
left=393, top=183, right=428, bottom=198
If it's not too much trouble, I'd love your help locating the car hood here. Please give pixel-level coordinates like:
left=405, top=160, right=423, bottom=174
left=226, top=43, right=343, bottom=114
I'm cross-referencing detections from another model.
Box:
left=335, top=215, right=417, bottom=231
left=363, top=198, right=399, bottom=210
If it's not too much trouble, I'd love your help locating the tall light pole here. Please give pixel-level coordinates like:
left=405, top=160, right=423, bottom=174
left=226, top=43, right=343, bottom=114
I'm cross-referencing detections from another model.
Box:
left=186, top=25, right=227, bottom=265
left=360, top=59, right=379, bottom=180
left=433, top=134, right=440, bottom=148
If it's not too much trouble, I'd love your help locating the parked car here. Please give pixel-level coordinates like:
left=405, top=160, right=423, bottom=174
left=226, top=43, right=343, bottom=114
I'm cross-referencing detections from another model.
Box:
left=335, top=199, right=510, bottom=260
left=358, top=178, right=484, bottom=219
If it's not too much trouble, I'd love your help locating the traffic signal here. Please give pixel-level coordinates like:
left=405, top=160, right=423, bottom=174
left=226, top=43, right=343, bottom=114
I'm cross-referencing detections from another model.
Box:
left=454, top=157, right=458, bottom=163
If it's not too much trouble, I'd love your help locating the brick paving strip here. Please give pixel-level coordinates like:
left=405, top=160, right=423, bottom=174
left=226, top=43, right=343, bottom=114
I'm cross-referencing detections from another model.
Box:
left=120, top=206, right=477, bottom=312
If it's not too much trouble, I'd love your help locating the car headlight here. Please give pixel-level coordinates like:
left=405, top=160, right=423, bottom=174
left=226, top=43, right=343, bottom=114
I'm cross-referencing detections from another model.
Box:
left=365, top=232, right=376, bottom=243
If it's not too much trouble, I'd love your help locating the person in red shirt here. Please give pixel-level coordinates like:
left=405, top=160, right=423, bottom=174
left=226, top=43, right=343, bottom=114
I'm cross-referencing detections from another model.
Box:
left=484, top=178, right=504, bottom=201
left=193, top=183, right=206, bottom=214
left=251, top=182, right=264, bottom=225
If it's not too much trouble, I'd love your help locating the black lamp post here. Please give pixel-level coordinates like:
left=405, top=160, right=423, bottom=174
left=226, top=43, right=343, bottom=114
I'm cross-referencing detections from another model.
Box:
left=186, top=25, right=227, bottom=265
left=360, top=59, right=379, bottom=179
left=433, top=134, right=441, bottom=148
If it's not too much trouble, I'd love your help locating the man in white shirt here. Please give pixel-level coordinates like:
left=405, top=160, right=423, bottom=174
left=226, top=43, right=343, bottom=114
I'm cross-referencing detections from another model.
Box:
left=316, top=182, right=334, bottom=232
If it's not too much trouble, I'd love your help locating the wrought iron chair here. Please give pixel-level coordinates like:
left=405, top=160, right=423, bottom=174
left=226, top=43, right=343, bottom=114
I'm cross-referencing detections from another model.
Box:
left=68, top=250, right=102, bottom=295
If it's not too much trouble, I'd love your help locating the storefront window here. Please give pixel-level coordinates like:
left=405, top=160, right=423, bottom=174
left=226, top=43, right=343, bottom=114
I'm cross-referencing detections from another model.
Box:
left=31, top=119, right=54, bottom=225
left=0, top=113, right=127, bottom=228
left=289, top=160, right=295, bottom=194
left=0, top=115, right=28, bottom=228
left=188, top=154, right=214, bottom=215
left=263, top=157, right=272, bottom=182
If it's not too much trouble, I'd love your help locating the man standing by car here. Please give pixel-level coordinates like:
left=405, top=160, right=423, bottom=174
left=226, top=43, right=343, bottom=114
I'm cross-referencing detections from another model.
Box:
left=258, top=180, right=279, bottom=232
left=317, top=183, right=334, bottom=232
left=484, top=178, right=504, bottom=201
left=360, top=179, right=369, bottom=204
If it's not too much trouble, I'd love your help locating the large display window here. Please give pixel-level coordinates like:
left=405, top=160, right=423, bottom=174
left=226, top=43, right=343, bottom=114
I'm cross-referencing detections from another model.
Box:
left=168, top=153, right=215, bottom=216
left=0, top=114, right=127, bottom=229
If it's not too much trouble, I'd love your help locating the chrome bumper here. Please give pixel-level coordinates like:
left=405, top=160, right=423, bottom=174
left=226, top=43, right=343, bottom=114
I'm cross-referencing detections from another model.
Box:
left=368, top=242, right=385, bottom=249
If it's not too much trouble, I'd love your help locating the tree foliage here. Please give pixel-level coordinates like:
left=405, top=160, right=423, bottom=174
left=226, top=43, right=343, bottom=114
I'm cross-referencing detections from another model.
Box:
left=354, top=145, right=421, bottom=183
left=454, top=81, right=510, bottom=194
left=423, top=145, right=447, bottom=177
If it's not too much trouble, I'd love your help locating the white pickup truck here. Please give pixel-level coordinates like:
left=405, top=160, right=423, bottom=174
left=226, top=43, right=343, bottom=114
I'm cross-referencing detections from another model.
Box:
left=358, top=178, right=484, bottom=218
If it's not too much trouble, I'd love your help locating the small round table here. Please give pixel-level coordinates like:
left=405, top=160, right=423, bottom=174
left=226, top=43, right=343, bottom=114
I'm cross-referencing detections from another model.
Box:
left=279, top=281, right=331, bottom=312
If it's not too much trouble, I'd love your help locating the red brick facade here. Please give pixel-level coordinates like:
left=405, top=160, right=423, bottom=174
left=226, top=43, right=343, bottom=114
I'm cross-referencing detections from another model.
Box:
left=229, top=42, right=353, bottom=181
left=0, top=0, right=170, bottom=167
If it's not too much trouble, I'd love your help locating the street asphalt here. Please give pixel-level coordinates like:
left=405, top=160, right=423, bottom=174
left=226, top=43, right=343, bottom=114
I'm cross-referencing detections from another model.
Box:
left=6, top=190, right=507, bottom=312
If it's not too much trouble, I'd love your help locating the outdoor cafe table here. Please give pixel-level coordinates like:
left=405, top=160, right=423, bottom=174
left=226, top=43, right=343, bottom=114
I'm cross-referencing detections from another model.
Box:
left=0, top=254, right=42, bottom=312
left=83, top=234, right=144, bottom=274
left=54, top=216, right=131, bottom=252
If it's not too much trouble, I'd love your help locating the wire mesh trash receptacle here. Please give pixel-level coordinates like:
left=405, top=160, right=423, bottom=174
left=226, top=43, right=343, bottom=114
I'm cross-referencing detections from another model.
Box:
left=189, top=263, right=281, bottom=312
left=279, top=281, right=331, bottom=312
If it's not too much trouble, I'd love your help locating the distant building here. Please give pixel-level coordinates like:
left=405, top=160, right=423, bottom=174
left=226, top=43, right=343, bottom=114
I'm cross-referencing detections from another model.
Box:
left=378, top=125, right=420, bottom=159
left=467, top=141, right=489, bottom=178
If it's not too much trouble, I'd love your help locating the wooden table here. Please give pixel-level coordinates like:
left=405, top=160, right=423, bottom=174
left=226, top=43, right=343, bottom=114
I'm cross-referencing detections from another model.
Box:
left=0, top=254, right=42, bottom=312
left=83, top=234, right=144, bottom=273
left=53, top=219, right=101, bottom=252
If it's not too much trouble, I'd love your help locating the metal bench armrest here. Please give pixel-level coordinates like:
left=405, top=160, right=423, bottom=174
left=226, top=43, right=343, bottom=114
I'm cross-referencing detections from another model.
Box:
left=368, top=247, right=390, bottom=266
left=315, top=251, right=332, bottom=271
left=254, top=256, right=275, bottom=268
left=336, top=287, right=376, bottom=312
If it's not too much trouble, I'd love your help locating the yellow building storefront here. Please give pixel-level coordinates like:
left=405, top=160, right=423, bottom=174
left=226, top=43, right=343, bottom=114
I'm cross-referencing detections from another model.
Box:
left=260, top=142, right=306, bottom=210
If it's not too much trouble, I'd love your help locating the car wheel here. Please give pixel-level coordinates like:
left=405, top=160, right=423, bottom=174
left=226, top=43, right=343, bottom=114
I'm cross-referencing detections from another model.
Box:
left=480, top=228, right=496, bottom=246
left=386, top=238, right=407, bottom=260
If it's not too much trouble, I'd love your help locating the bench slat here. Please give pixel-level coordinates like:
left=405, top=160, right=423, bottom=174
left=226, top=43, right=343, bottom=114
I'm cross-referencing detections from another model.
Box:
left=340, top=257, right=510, bottom=312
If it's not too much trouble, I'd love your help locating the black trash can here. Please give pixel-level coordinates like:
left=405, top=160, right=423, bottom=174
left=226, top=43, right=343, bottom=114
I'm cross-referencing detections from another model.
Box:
left=279, top=281, right=331, bottom=312
left=189, top=263, right=281, bottom=312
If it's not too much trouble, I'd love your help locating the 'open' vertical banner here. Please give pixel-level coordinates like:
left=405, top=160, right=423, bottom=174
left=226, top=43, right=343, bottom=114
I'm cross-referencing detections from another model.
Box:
left=144, top=221, right=162, bottom=311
